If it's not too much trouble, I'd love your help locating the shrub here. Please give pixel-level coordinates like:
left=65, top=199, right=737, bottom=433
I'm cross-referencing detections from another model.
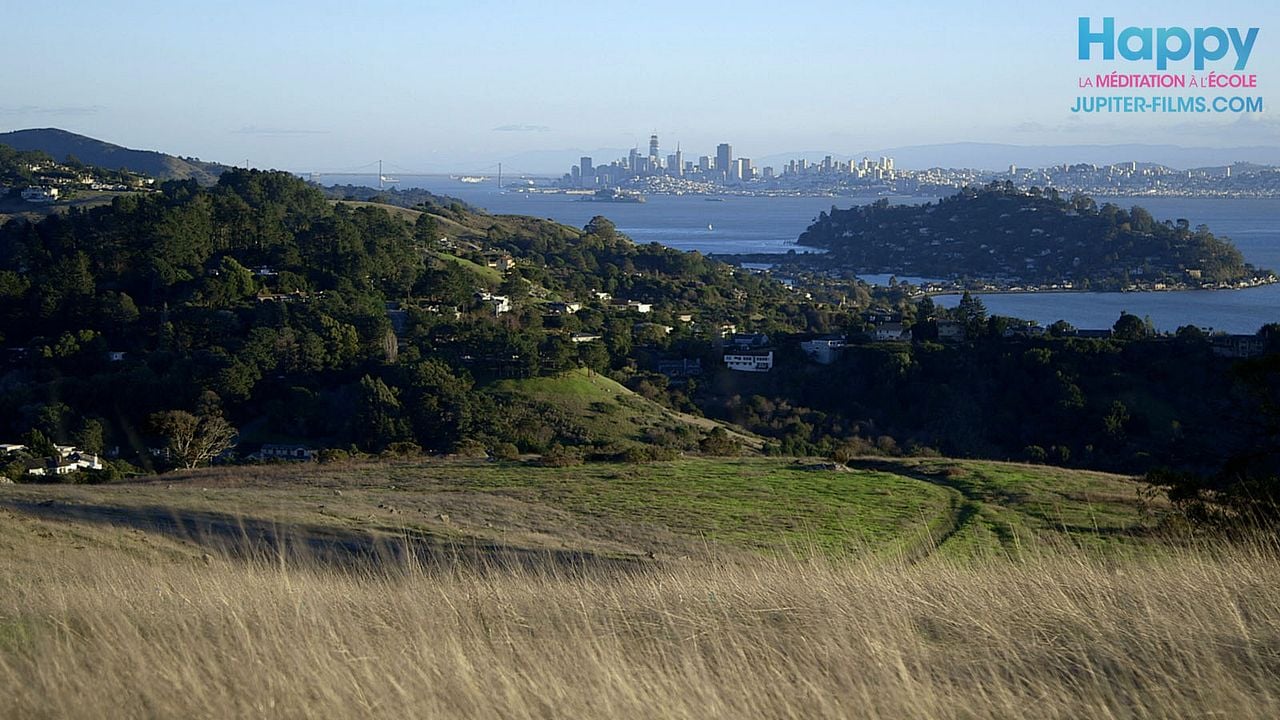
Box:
left=318, top=449, right=351, bottom=464
left=623, top=445, right=680, bottom=463
left=832, top=436, right=875, bottom=463
left=540, top=443, right=583, bottom=467
left=699, top=427, right=741, bottom=457
left=383, top=442, right=422, bottom=458
left=453, top=439, right=490, bottom=459
left=69, top=466, right=119, bottom=484
left=492, top=442, right=520, bottom=461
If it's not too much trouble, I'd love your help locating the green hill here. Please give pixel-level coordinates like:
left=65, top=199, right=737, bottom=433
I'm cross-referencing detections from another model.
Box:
left=489, top=368, right=762, bottom=453
left=0, top=128, right=230, bottom=183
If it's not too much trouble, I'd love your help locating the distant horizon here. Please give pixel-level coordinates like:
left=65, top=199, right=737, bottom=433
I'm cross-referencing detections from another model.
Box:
left=4, top=2, right=1274, bottom=171
left=9, top=126, right=1279, bottom=176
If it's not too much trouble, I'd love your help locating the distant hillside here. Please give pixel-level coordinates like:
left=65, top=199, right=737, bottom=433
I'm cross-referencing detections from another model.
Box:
left=0, top=128, right=229, bottom=184
left=843, top=142, right=1280, bottom=172
left=798, top=183, right=1273, bottom=289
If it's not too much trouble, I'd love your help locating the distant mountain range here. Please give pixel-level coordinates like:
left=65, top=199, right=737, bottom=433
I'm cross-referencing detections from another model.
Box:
left=498, top=143, right=1280, bottom=175
left=0, top=128, right=231, bottom=183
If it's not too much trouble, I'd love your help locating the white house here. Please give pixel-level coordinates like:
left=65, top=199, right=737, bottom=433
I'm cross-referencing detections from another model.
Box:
left=26, top=461, right=78, bottom=477
left=68, top=452, right=103, bottom=471
left=23, top=447, right=102, bottom=476
left=570, top=332, right=602, bottom=343
left=873, top=323, right=910, bottom=342
left=546, top=301, right=582, bottom=315
left=1211, top=334, right=1267, bottom=358
left=476, top=292, right=512, bottom=314
left=799, top=336, right=845, bottom=365
left=21, top=187, right=59, bottom=203
left=614, top=300, right=652, bottom=314
left=724, top=350, right=774, bottom=373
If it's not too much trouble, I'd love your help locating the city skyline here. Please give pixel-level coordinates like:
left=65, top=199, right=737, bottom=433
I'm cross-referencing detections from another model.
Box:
left=564, top=134, right=899, bottom=187
left=3, top=1, right=1276, bottom=172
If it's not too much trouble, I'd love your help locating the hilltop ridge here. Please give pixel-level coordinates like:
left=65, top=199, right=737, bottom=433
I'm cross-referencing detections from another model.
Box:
left=0, top=128, right=230, bottom=184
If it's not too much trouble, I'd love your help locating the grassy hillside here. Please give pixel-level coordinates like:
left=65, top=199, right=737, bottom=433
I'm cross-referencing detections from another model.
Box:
left=0, top=128, right=228, bottom=183
left=489, top=369, right=764, bottom=452
left=0, top=462, right=1275, bottom=720
left=0, top=455, right=1163, bottom=562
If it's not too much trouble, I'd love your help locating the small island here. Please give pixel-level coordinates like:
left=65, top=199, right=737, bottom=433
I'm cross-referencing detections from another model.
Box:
left=789, top=183, right=1275, bottom=291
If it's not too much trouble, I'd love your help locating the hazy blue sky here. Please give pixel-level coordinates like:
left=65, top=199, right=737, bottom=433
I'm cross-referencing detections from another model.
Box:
left=3, top=0, right=1276, bottom=172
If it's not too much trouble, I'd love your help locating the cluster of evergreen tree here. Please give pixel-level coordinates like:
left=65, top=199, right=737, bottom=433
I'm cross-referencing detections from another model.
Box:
left=0, top=169, right=806, bottom=468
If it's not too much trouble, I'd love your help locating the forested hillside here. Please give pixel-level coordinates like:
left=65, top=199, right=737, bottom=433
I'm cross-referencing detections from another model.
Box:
left=798, top=183, right=1271, bottom=289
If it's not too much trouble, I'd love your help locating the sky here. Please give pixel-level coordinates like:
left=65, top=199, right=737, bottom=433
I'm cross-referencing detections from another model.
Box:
left=3, top=0, right=1277, bottom=173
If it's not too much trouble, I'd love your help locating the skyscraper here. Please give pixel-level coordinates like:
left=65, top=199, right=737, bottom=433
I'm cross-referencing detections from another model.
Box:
left=716, top=143, right=732, bottom=181
left=579, top=156, right=593, bottom=187
left=649, top=134, right=659, bottom=162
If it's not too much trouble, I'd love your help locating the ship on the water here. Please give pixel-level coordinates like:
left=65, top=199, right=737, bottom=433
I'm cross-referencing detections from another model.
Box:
left=579, top=188, right=645, bottom=203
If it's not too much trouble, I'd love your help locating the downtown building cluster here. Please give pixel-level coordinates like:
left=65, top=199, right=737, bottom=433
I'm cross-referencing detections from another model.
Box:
left=560, top=134, right=899, bottom=189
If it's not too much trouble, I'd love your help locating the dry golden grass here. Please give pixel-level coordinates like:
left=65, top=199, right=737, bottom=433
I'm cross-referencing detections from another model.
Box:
left=1, top=523, right=1278, bottom=719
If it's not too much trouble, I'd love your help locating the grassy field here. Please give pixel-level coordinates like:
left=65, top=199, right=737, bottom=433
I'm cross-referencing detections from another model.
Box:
left=0, top=455, right=1164, bottom=564
left=3, top=457, right=1275, bottom=718
left=0, top=504, right=1275, bottom=719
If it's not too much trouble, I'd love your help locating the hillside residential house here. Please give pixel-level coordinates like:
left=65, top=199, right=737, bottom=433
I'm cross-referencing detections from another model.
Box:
left=546, top=301, right=582, bottom=315
left=21, top=186, right=59, bottom=203
left=937, top=321, right=967, bottom=342
left=1002, top=322, right=1046, bottom=338
left=613, top=300, right=652, bottom=313
left=484, top=253, right=516, bottom=272
left=799, top=336, right=845, bottom=364
left=724, top=349, right=774, bottom=373
left=873, top=323, right=910, bottom=342
left=657, top=358, right=703, bottom=379
left=20, top=445, right=103, bottom=477
left=1210, top=334, right=1267, bottom=358
left=728, top=333, right=770, bottom=349
left=476, top=292, right=512, bottom=314
left=255, top=444, right=318, bottom=462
